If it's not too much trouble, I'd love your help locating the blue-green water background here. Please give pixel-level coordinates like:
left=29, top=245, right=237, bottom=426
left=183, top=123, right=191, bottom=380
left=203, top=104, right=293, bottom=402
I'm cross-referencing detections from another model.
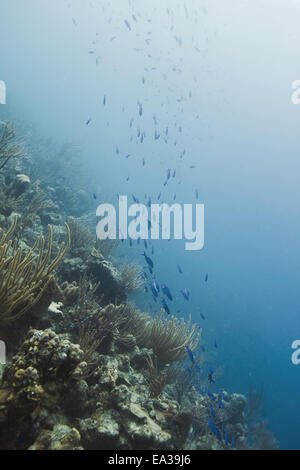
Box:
left=0, top=0, right=299, bottom=449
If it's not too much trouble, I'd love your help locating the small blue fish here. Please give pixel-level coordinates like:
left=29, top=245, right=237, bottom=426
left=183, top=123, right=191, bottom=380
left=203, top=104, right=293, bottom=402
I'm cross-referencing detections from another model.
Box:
left=153, top=279, right=160, bottom=292
left=151, top=283, right=159, bottom=298
left=206, top=417, right=221, bottom=441
left=196, top=385, right=205, bottom=395
left=214, top=339, right=218, bottom=349
left=185, top=345, right=195, bottom=364
left=177, top=264, right=183, bottom=274
left=208, top=369, right=215, bottom=384
left=142, top=252, right=154, bottom=269
left=181, top=288, right=190, bottom=301
left=209, top=404, right=216, bottom=418
left=161, top=284, right=173, bottom=301
left=207, top=391, right=216, bottom=401
left=205, top=273, right=208, bottom=282
left=124, top=19, right=131, bottom=31
left=138, top=101, right=143, bottom=116
left=200, top=313, right=205, bottom=320
left=161, top=298, right=171, bottom=315
left=181, top=290, right=189, bottom=301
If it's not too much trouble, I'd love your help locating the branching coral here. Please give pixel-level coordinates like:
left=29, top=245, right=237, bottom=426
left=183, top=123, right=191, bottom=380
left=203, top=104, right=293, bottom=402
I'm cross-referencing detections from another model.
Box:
left=94, top=236, right=118, bottom=260
left=67, top=216, right=95, bottom=261
left=78, top=326, right=102, bottom=378
left=145, top=354, right=168, bottom=398
left=96, top=304, right=201, bottom=366
left=14, top=189, right=54, bottom=242
left=0, top=216, right=70, bottom=323
left=73, top=274, right=102, bottom=326
left=121, top=304, right=152, bottom=348
left=0, top=121, right=24, bottom=171
left=119, top=264, right=145, bottom=296
left=95, top=303, right=146, bottom=352
left=150, top=312, right=202, bottom=365
left=97, top=303, right=126, bottom=339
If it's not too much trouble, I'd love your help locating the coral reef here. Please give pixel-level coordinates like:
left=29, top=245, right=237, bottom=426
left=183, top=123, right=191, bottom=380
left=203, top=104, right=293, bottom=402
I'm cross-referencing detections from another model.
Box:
left=0, top=121, right=277, bottom=451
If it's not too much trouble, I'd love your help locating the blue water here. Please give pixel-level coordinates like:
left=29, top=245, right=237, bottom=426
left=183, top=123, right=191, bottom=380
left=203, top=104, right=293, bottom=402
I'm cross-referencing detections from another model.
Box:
left=0, top=0, right=299, bottom=449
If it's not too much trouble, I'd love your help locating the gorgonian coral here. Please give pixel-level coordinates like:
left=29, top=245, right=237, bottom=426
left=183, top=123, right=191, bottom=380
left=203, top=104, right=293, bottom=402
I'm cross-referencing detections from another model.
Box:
left=0, top=216, right=70, bottom=323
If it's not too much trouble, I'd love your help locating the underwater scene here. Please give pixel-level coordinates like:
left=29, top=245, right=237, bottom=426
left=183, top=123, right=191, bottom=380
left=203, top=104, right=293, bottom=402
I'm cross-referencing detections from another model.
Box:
left=0, top=0, right=299, bottom=452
